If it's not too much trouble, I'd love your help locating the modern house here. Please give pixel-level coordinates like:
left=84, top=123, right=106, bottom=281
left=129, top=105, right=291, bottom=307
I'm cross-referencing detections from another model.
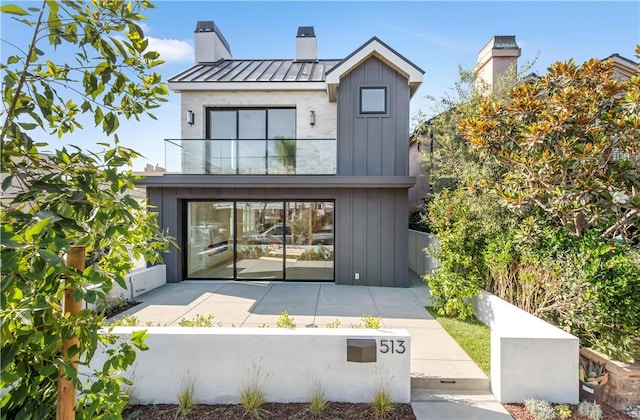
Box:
left=139, top=22, right=424, bottom=286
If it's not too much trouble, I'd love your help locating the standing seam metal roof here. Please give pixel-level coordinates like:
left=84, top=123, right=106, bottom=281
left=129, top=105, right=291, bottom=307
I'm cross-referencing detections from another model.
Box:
left=169, top=59, right=342, bottom=83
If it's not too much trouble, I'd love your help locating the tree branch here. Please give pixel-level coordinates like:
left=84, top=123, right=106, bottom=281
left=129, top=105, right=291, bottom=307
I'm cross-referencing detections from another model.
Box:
left=0, top=0, right=46, bottom=143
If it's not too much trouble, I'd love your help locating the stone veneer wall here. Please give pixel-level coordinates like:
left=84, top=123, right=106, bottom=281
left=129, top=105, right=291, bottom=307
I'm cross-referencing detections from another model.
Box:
left=580, top=348, right=640, bottom=410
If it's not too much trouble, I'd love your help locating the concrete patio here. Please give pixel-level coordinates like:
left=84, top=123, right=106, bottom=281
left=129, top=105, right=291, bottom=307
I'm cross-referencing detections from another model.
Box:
left=113, top=270, right=512, bottom=419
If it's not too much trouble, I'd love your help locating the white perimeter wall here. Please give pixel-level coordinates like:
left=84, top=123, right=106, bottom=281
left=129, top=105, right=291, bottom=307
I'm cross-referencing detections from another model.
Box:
left=86, top=265, right=166, bottom=310
left=92, top=327, right=411, bottom=404
left=473, top=290, right=579, bottom=403
left=408, top=229, right=440, bottom=275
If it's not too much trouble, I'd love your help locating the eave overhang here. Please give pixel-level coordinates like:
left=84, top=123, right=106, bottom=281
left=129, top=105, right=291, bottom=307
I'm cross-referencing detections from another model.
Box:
left=136, top=175, right=416, bottom=189
left=325, top=37, right=424, bottom=101
left=169, top=81, right=328, bottom=93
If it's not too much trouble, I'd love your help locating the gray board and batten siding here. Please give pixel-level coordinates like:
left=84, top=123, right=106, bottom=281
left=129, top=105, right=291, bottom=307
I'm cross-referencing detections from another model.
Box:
left=334, top=55, right=412, bottom=286
left=337, top=56, right=411, bottom=177
left=147, top=184, right=410, bottom=287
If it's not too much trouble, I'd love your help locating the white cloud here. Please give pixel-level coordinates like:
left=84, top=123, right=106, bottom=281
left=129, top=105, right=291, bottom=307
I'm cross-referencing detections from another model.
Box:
left=146, top=37, right=193, bottom=63
left=138, top=22, right=151, bottom=35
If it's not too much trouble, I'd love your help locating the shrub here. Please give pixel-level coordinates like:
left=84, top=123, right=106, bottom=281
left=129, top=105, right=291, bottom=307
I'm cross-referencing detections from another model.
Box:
left=276, top=311, right=296, bottom=329
left=239, top=365, right=270, bottom=419
left=577, top=401, right=603, bottom=420
left=485, top=224, right=639, bottom=362
left=350, top=314, right=382, bottom=329
left=239, top=386, right=268, bottom=419
left=298, top=245, right=334, bottom=261
left=309, top=387, right=328, bottom=415
left=325, top=319, right=341, bottom=328
left=555, top=404, right=571, bottom=419
left=524, top=399, right=556, bottom=420
left=177, top=376, right=197, bottom=416
left=424, top=189, right=514, bottom=319
left=178, top=314, right=216, bottom=327
left=370, top=387, right=394, bottom=418
left=409, top=209, right=432, bottom=233
left=562, top=234, right=640, bottom=362
left=110, top=314, right=140, bottom=327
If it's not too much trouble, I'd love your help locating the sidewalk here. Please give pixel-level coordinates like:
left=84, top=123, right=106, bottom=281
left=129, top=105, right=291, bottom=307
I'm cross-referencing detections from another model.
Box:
left=114, top=271, right=512, bottom=419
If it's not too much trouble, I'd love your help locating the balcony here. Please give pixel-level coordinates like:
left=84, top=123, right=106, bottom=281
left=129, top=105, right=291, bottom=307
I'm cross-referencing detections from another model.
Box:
left=165, top=138, right=337, bottom=175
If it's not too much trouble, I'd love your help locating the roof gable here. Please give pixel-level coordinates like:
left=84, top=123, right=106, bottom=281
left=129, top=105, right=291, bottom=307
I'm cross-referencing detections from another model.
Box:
left=325, top=37, right=424, bottom=101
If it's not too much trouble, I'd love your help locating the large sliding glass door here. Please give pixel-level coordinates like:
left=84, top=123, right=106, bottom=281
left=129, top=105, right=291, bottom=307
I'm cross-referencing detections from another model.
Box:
left=187, top=202, right=234, bottom=279
left=186, top=200, right=333, bottom=281
left=236, top=201, right=284, bottom=280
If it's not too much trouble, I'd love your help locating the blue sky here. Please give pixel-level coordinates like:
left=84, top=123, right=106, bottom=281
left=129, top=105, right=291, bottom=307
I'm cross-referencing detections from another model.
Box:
left=2, top=1, right=638, bottom=170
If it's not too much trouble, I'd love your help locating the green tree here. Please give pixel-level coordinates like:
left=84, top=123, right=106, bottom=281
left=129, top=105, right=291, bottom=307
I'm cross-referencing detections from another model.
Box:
left=461, top=54, right=640, bottom=242
left=1, top=1, right=172, bottom=417
left=416, top=65, right=526, bottom=318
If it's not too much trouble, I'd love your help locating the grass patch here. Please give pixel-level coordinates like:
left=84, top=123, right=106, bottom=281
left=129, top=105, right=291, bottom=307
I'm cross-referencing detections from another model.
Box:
left=426, top=306, right=490, bottom=375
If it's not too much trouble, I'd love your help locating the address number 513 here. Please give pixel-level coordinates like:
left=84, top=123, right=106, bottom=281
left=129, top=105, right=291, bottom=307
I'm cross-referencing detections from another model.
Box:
left=379, top=339, right=406, bottom=354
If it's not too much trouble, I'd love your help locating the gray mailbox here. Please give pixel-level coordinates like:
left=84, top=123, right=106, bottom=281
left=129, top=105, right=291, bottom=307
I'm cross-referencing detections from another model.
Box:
left=347, top=339, right=377, bottom=363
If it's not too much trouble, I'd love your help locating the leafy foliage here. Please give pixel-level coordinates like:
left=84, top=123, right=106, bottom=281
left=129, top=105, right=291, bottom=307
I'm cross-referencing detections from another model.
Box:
left=578, top=401, right=604, bottom=420
left=524, top=399, right=556, bottom=420
left=461, top=56, right=640, bottom=242
left=178, top=314, right=216, bottom=327
left=1, top=1, right=173, bottom=417
left=420, top=50, right=640, bottom=361
left=276, top=310, right=297, bottom=329
left=555, top=404, right=572, bottom=420
left=424, top=188, right=515, bottom=319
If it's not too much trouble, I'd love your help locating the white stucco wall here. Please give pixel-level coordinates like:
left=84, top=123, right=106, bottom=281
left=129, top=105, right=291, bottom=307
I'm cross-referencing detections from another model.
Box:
left=408, top=230, right=440, bottom=275
left=91, top=327, right=411, bottom=404
left=473, top=290, right=579, bottom=403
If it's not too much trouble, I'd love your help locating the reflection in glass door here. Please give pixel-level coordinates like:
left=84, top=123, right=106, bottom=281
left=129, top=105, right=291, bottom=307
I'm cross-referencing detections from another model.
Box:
left=285, top=202, right=334, bottom=281
left=186, top=202, right=234, bottom=279
left=186, top=200, right=333, bottom=281
left=236, top=201, right=284, bottom=280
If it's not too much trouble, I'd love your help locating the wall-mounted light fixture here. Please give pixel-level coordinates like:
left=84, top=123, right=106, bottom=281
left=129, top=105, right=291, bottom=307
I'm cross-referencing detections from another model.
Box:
left=187, top=110, right=195, bottom=126
left=309, top=110, right=316, bottom=126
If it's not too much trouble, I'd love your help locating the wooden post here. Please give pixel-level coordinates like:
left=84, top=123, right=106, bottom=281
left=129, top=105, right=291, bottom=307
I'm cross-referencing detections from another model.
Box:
left=57, top=245, right=85, bottom=420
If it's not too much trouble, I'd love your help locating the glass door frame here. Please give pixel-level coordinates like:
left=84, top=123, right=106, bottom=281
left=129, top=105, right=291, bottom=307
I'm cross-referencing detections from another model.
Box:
left=183, top=199, right=335, bottom=281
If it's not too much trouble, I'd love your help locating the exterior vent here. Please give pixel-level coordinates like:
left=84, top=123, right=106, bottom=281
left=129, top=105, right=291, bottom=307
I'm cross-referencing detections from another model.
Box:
left=194, top=20, right=232, bottom=63
left=296, top=26, right=317, bottom=61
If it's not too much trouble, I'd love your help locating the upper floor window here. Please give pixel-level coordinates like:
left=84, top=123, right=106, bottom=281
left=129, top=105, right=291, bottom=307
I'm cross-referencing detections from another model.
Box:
left=206, top=108, right=296, bottom=174
left=208, top=108, right=295, bottom=140
left=360, top=87, right=387, bottom=114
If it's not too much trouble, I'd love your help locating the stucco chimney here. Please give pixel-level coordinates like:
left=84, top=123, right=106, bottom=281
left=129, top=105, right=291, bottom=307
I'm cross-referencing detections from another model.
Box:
left=194, top=21, right=231, bottom=63
left=474, top=35, right=520, bottom=93
left=296, top=26, right=317, bottom=61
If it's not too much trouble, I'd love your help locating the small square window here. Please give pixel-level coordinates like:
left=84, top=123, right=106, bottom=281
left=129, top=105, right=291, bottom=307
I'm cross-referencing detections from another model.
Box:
left=360, top=87, right=387, bottom=114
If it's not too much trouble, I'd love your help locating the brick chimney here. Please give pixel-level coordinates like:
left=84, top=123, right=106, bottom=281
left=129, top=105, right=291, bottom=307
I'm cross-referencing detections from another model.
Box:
left=296, top=26, right=317, bottom=61
left=475, top=35, right=520, bottom=93
left=194, top=21, right=231, bottom=63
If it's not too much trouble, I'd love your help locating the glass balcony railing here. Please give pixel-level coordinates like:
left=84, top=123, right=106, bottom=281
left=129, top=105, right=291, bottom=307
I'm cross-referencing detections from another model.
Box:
left=165, top=138, right=337, bottom=175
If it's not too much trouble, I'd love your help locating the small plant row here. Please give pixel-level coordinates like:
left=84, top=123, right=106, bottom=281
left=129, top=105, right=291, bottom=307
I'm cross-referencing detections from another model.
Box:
left=111, top=311, right=383, bottom=329
left=172, top=369, right=397, bottom=419
left=524, top=399, right=604, bottom=420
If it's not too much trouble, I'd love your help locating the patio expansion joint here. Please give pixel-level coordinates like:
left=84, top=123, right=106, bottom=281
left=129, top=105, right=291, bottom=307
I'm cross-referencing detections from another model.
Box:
left=367, top=286, right=383, bottom=322
left=241, top=282, right=275, bottom=326
left=310, top=284, right=322, bottom=326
